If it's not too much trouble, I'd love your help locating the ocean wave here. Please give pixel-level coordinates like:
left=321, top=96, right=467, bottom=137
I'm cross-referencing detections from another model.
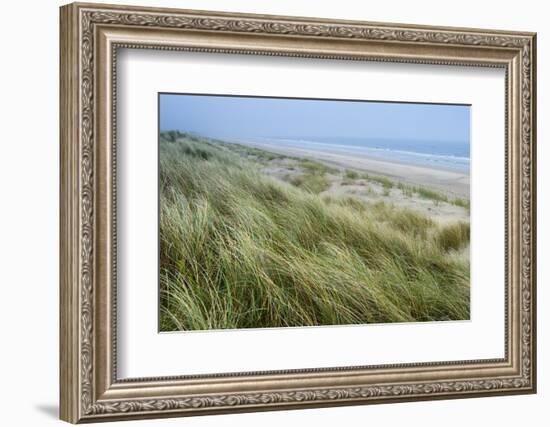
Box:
left=255, top=137, right=470, bottom=172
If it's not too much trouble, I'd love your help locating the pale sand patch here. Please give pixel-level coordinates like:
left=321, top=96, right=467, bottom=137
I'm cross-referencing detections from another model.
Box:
left=323, top=178, right=469, bottom=225
left=259, top=158, right=469, bottom=225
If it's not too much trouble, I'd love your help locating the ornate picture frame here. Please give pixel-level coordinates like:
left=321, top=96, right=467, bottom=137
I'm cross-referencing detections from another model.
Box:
left=60, top=2, right=536, bottom=423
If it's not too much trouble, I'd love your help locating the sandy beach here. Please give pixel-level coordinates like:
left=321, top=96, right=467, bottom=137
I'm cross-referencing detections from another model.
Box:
left=228, top=138, right=470, bottom=198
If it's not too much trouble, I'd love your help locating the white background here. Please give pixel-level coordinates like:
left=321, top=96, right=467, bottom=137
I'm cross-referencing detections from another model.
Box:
left=0, top=0, right=545, bottom=426
left=118, top=50, right=505, bottom=377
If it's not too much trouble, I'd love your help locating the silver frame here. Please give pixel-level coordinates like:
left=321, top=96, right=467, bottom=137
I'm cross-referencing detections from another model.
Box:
left=60, top=2, right=536, bottom=423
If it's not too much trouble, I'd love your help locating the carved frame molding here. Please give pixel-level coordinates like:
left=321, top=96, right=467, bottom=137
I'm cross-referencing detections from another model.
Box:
left=60, top=2, right=536, bottom=423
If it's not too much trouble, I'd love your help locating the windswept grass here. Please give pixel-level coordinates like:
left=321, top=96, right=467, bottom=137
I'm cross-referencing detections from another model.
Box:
left=345, top=169, right=360, bottom=180
left=395, top=180, right=469, bottom=210
left=414, top=186, right=449, bottom=203
left=435, top=222, right=470, bottom=251
left=159, top=133, right=470, bottom=331
left=397, top=182, right=414, bottom=197
left=220, top=142, right=286, bottom=162
left=299, top=159, right=337, bottom=175
left=283, top=159, right=335, bottom=194
left=363, top=173, right=394, bottom=189
left=287, top=173, right=330, bottom=194
left=452, top=198, right=470, bottom=210
left=368, top=201, right=436, bottom=238
left=413, top=186, right=470, bottom=211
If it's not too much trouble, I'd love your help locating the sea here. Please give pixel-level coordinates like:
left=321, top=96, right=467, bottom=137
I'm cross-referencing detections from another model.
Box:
left=251, top=137, right=470, bottom=173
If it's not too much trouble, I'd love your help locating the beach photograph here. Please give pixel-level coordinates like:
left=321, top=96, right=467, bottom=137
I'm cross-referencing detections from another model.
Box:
left=159, top=93, right=471, bottom=332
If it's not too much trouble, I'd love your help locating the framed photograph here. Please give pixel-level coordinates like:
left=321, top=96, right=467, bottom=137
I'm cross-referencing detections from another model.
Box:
left=60, top=2, right=537, bottom=423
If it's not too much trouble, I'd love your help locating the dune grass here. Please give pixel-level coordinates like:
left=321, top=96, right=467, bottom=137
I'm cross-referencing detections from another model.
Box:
left=363, top=173, right=394, bottom=190
left=436, top=222, right=470, bottom=251
left=219, top=141, right=286, bottom=162
left=452, top=197, right=471, bottom=210
left=159, top=133, right=470, bottom=331
left=287, top=172, right=331, bottom=194
left=345, top=169, right=360, bottom=180
left=414, top=186, right=449, bottom=203
left=211, top=138, right=470, bottom=209
left=412, top=186, right=470, bottom=210
left=395, top=181, right=469, bottom=210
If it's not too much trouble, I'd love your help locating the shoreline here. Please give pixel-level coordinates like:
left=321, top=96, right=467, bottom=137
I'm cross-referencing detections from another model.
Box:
left=225, top=138, right=470, bottom=198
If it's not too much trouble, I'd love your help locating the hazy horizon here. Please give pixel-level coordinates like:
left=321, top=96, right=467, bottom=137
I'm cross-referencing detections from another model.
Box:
left=160, top=93, right=471, bottom=145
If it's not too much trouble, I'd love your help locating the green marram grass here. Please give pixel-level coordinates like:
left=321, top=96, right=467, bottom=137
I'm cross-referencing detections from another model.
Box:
left=159, top=133, right=470, bottom=331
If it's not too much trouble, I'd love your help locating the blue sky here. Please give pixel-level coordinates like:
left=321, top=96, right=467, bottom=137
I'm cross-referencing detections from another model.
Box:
left=160, top=93, right=470, bottom=144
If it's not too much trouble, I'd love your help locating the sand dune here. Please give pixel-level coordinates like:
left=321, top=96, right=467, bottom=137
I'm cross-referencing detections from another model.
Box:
left=228, top=139, right=470, bottom=198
